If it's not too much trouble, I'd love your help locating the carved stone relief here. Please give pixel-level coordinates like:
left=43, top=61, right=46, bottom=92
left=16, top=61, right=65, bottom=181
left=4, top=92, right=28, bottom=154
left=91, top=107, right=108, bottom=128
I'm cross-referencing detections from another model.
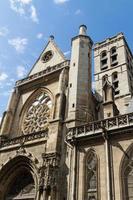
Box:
left=39, top=153, right=60, bottom=192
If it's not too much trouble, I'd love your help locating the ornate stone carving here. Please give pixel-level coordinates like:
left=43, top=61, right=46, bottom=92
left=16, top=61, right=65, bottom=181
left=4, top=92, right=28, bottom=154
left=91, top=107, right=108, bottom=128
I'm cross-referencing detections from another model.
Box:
left=39, top=153, right=60, bottom=191
left=0, top=130, right=48, bottom=148
left=67, top=112, right=133, bottom=141
left=42, top=152, right=60, bottom=167
left=16, top=146, right=26, bottom=155
left=22, top=92, right=52, bottom=134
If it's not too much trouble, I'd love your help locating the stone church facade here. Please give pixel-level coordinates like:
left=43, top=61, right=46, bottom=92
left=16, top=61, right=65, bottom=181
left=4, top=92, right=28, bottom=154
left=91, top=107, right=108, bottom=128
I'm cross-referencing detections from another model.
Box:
left=0, top=25, right=133, bottom=200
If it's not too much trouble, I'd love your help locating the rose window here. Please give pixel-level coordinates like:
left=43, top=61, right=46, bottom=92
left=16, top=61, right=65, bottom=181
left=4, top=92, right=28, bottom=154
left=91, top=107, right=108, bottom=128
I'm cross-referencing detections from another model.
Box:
left=22, top=92, right=52, bottom=134
left=42, top=50, right=53, bottom=63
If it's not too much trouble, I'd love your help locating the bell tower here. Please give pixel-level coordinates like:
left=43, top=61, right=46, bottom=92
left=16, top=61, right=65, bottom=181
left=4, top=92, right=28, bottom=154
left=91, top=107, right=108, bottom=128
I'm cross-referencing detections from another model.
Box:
left=94, top=33, right=133, bottom=115
left=67, top=25, right=93, bottom=127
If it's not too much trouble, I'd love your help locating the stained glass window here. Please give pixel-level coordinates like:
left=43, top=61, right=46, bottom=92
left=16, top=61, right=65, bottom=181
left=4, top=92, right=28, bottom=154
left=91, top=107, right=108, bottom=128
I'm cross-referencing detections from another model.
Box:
left=123, top=165, right=133, bottom=199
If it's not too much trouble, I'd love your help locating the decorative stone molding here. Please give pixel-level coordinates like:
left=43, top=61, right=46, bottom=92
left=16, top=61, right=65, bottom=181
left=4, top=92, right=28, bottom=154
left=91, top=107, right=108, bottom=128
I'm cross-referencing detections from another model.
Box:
left=16, top=145, right=26, bottom=155
left=0, top=129, right=48, bottom=148
left=39, top=152, right=60, bottom=191
left=94, top=34, right=124, bottom=50
left=0, top=151, right=40, bottom=173
left=67, top=112, right=133, bottom=141
left=39, top=165, right=58, bottom=191
left=15, top=60, right=70, bottom=87
left=42, top=152, right=60, bottom=167
left=0, top=135, right=8, bottom=144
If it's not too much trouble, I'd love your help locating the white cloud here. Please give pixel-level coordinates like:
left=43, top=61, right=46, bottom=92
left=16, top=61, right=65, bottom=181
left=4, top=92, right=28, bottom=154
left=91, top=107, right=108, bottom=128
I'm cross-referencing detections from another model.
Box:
left=17, top=65, right=27, bottom=78
left=54, top=0, right=69, bottom=4
left=75, top=9, right=82, bottom=15
left=0, top=72, right=8, bottom=81
left=0, top=27, right=9, bottom=37
left=10, top=0, right=25, bottom=15
left=30, top=5, right=39, bottom=23
left=64, top=51, right=70, bottom=57
left=19, top=0, right=32, bottom=4
left=9, top=0, right=39, bottom=23
left=37, top=33, right=43, bottom=39
left=8, top=37, right=28, bottom=53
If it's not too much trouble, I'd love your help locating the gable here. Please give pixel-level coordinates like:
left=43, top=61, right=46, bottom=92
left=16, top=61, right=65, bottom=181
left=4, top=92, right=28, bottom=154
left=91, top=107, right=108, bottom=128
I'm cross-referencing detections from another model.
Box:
left=29, top=37, right=66, bottom=76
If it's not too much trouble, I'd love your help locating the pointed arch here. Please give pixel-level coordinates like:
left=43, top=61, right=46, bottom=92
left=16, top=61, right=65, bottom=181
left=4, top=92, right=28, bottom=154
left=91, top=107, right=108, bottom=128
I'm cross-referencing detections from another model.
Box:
left=20, top=87, right=54, bottom=117
left=0, top=155, right=38, bottom=200
left=19, top=87, right=54, bottom=135
left=120, top=143, right=133, bottom=200
left=84, top=148, right=100, bottom=200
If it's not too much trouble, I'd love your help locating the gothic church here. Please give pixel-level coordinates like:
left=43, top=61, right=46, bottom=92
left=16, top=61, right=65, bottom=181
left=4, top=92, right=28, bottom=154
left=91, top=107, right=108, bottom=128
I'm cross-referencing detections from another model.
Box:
left=0, top=25, right=133, bottom=200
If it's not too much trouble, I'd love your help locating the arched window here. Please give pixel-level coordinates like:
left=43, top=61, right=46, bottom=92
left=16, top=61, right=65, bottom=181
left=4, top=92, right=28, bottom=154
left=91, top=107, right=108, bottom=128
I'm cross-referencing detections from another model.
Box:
left=110, top=46, right=118, bottom=66
left=121, top=145, right=133, bottom=200
left=85, top=150, right=99, bottom=200
left=112, top=72, right=119, bottom=95
left=21, top=90, right=52, bottom=134
left=100, top=50, right=108, bottom=71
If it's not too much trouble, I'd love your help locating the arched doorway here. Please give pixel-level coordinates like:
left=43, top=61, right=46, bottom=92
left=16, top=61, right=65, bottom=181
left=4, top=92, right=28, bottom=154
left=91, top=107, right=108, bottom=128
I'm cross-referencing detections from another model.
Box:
left=6, top=169, right=35, bottom=200
left=0, top=156, right=37, bottom=200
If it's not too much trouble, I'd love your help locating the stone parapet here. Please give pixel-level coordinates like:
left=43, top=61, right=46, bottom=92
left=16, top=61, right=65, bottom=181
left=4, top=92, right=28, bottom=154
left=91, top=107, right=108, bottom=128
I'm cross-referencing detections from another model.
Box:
left=67, top=112, right=133, bottom=141
left=0, top=129, right=48, bottom=148
left=15, top=60, right=70, bottom=87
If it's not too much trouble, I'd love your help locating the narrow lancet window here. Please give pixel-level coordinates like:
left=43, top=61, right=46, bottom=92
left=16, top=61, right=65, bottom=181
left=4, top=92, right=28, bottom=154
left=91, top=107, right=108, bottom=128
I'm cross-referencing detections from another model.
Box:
left=86, top=150, right=98, bottom=200
left=121, top=147, right=133, bottom=200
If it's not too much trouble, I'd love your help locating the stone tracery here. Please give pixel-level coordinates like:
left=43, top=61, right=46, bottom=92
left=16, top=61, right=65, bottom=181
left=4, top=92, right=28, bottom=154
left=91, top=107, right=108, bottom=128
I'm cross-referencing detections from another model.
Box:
left=86, top=151, right=98, bottom=200
left=121, top=147, right=133, bottom=200
left=22, top=91, right=52, bottom=134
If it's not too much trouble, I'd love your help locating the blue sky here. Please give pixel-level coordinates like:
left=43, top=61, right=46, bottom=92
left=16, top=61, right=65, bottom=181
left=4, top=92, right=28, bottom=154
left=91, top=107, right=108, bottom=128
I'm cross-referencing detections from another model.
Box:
left=0, top=0, right=133, bottom=120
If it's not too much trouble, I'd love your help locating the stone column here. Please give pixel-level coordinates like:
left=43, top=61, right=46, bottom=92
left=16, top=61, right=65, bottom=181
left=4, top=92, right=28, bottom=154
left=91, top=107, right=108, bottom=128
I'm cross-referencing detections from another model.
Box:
left=71, top=141, right=77, bottom=200
left=102, top=127, right=112, bottom=200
